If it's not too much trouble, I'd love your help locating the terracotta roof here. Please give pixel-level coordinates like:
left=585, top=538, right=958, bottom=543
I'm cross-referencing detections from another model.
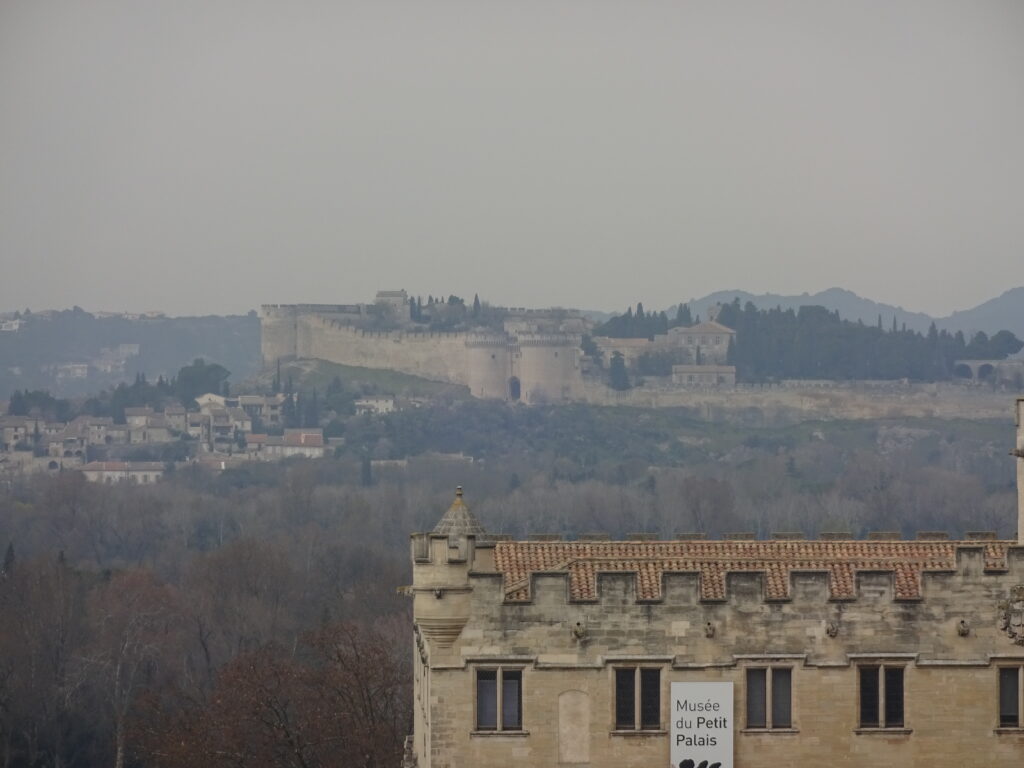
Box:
left=433, top=487, right=486, bottom=537
left=281, top=430, right=323, bottom=446
left=492, top=539, right=1013, bottom=602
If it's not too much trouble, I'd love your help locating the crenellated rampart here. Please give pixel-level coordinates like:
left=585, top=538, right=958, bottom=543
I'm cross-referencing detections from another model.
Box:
left=412, top=532, right=1024, bottom=665
left=297, top=317, right=472, bottom=384
left=260, top=305, right=586, bottom=400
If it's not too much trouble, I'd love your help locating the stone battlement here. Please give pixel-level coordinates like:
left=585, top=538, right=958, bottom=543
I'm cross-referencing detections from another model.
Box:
left=410, top=533, right=1022, bottom=605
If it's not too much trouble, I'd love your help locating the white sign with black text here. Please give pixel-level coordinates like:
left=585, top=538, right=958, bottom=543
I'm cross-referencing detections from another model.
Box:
left=669, top=682, right=733, bottom=768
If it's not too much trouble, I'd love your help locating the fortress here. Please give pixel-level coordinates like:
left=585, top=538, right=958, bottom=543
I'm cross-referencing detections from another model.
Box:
left=260, top=292, right=588, bottom=404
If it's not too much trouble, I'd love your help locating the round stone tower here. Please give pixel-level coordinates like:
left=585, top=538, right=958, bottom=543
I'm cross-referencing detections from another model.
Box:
left=465, top=334, right=513, bottom=400
left=515, top=333, right=582, bottom=404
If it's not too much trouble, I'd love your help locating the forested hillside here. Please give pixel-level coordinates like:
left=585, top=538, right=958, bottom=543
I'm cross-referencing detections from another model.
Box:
left=0, top=308, right=260, bottom=398
left=593, top=299, right=1023, bottom=382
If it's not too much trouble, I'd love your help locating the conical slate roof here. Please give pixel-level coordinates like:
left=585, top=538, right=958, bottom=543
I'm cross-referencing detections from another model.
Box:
left=432, top=487, right=486, bottom=537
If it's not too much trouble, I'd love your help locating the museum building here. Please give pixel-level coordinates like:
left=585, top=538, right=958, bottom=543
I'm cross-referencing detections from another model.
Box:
left=403, top=399, right=1024, bottom=767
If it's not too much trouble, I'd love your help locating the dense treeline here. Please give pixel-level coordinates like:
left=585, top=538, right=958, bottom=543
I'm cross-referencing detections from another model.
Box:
left=0, top=403, right=1018, bottom=766
left=591, top=298, right=1024, bottom=382
left=715, top=299, right=1023, bottom=382
left=7, top=360, right=232, bottom=424
left=593, top=302, right=693, bottom=339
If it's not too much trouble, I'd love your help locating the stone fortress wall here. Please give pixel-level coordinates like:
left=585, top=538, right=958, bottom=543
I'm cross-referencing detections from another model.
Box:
left=299, top=318, right=471, bottom=386
left=259, top=298, right=584, bottom=404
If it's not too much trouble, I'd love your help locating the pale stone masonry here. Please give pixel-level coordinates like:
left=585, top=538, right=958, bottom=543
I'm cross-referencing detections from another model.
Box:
left=406, top=402, right=1024, bottom=768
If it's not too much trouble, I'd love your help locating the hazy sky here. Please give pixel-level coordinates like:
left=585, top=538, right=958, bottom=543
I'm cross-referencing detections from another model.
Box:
left=1, top=1, right=1022, bottom=317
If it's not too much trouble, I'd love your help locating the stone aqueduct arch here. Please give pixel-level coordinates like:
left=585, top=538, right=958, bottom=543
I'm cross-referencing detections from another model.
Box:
left=954, top=359, right=1024, bottom=384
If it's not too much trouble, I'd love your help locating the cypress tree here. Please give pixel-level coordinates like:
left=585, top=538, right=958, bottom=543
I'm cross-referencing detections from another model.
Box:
left=609, top=352, right=630, bottom=390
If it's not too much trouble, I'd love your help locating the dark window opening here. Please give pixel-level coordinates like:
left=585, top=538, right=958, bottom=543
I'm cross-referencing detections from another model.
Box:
left=502, top=670, right=522, bottom=730
left=859, top=664, right=904, bottom=730
left=640, top=668, right=660, bottom=729
left=859, top=666, right=880, bottom=728
left=772, top=668, right=792, bottom=728
left=476, top=669, right=497, bottom=730
left=746, top=667, right=791, bottom=729
left=615, top=668, right=635, bottom=730
left=884, top=667, right=904, bottom=728
left=1000, top=667, right=1021, bottom=728
left=615, top=667, right=660, bottom=731
left=746, top=668, right=767, bottom=728
left=476, top=668, right=522, bottom=732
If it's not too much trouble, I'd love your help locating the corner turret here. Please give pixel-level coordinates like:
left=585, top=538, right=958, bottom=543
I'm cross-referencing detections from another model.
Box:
left=410, top=488, right=492, bottom=654
left=432, top=486, right=486, bottom=538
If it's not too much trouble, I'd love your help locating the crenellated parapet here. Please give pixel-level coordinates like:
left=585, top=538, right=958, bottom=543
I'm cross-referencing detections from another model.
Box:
left=464, top=333, right=512, bottom=349
left=515, top=332, right=583, bottom=348
left=490, top=539, right=1020, bottom=604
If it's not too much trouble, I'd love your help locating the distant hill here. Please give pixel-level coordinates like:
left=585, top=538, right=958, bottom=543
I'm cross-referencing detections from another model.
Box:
left=935, top=287, right=1024, bottom=341
left=672, top=286, right=1024, bottom=340
left=0, top=308, right=260, bottom=399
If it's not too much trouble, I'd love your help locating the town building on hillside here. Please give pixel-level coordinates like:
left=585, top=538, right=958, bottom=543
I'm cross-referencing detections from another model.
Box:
left=164, top=404, right=187, bottom=432
left=237, top=393, right=288, bottom=427
left=186, top=412, right=211, bottom=444
left=403, top=400, right=1024, bottom=768
left=355, top=396, right=397, bottom=415
left=593, top=320, right=736, bottom=371
left=124, top=406, right=155, bottom=427
left=245, top=428, right=326, bottom=459
left=0, top=415, right=45, bottom=451
left=79, top=461, right=165, bottom=484
left=672, top=364, right=736, bottom=388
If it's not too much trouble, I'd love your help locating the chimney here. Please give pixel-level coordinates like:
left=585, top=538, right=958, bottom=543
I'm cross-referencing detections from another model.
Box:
left=1017, top=398, right=1024, bottom=545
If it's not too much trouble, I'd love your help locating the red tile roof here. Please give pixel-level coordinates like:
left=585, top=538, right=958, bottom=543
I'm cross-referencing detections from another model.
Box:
left=492, top=540, right=1012, bottom=602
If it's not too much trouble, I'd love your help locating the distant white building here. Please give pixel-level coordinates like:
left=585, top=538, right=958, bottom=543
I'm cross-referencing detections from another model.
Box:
left=79, top=461, right=165, bottom=484
left=355, top=397, right=397, bottom=415
left=671, top=364, right=736, bottom=387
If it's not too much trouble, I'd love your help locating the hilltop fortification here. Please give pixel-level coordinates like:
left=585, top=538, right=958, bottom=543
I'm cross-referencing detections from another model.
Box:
left=260, top=294, right=585, bottom=404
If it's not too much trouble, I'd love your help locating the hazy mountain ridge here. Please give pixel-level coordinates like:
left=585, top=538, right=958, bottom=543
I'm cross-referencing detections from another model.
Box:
left=673, top=286, right=1024, bottom=340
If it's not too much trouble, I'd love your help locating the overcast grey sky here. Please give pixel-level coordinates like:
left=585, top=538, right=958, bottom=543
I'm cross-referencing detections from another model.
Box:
left=1, top=1, right=1022, bottom=317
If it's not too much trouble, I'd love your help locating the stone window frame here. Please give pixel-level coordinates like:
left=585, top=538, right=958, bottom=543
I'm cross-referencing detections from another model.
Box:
left=611, top=665, right=664, bottom=734
left=854, top=662, right=912, bottom=735
left=743, top=665, right=796, bottom=733
left=472, top=665, right=526, bottom=735
left=996, top=663, right=1024, bottom=732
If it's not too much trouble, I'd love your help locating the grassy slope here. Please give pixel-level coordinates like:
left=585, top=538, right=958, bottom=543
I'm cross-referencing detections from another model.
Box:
left=242, top=358, right=471, bottom=399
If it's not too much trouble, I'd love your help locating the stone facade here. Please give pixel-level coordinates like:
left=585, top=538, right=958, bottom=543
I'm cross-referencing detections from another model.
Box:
left=593, top=321, right=736, bottom=370
left=260, top=304, right=584, bottom=404
left=672, top=365, right=736, bottom=388
left=409, top=529, right=1024, bottom=767
left=406, top=402, right=1024, bottom=767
